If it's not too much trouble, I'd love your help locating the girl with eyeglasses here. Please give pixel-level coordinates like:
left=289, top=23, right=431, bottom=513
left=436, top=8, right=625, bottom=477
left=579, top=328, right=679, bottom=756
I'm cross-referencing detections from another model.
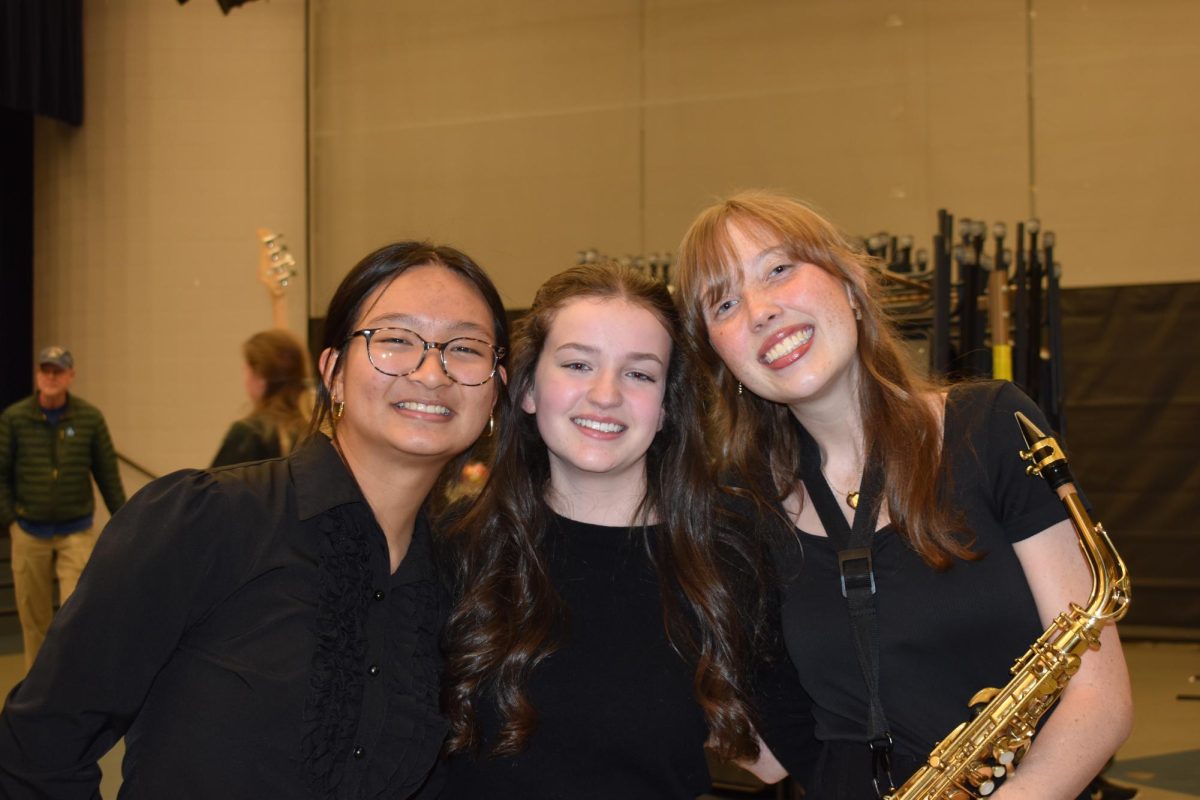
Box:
left=434, top=263, right=776, bottom=799
left=0, top=242, right=508, bottom=800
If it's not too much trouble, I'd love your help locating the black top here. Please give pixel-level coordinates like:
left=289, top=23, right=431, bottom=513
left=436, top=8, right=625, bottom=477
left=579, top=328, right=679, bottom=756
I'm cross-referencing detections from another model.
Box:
left=759, top=382, right=1072, bottom=798
left=0, top=435, right=448, bottom=800
left=211, top=414, right=283, bottom=468
left=439, top=514, right=712, bottom=799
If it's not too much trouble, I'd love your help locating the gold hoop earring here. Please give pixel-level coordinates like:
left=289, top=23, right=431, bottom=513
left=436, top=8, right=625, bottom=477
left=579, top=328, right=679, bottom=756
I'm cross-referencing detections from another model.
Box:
left=486, top=413, right=495, bottom=437
left=332, top=401, right=345, bottom=421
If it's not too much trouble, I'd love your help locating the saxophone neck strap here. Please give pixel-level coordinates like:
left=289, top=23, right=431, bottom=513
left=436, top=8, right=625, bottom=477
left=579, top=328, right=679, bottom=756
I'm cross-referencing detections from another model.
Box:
left=796, top=425, right=886, bottom=586
left=798, top=425, right=896, bottom=798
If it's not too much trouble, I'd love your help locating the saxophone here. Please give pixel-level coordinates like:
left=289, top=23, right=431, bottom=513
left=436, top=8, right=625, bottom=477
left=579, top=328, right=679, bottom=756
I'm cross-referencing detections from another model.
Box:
left=885, top=412, right=1132, bottom=799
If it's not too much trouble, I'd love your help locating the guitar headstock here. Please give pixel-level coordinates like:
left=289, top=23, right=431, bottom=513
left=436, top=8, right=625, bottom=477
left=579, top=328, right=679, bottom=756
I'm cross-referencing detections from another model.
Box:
left=256, top=227, right=298, bottom=298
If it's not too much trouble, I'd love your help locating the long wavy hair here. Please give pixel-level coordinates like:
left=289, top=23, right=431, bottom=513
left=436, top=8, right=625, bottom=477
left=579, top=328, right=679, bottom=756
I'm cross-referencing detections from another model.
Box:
left=676, top=190, right=972, bottom=568
left=243, top=329, right=312, bottom=455
left=440, top=262, right=770, bottom=761
left=310, top=241, right=510, bottom=507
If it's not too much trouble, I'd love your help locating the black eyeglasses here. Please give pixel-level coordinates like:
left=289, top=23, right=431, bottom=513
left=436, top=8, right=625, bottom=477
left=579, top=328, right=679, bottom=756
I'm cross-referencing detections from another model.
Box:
left=346, top=327, right=505, bottom=386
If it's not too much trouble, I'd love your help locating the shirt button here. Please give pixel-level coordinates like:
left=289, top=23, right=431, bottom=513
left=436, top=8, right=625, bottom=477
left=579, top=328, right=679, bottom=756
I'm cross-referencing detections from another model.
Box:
left=353, top=745, right=365, bottom=759
left=367, top=664, right=380, bottom=676
left=373, top=590, right=385, bottom=602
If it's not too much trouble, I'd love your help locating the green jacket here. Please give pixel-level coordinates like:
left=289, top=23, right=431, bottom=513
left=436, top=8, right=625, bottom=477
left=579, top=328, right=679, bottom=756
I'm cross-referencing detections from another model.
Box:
left=0, top=393, right=126, bottom=528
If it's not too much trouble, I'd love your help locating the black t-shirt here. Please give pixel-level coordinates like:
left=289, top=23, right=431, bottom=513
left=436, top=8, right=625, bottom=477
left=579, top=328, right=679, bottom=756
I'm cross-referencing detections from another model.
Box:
left=759, top=381, right=1073, bottom=798
left=439, top=514, right=712, bottom=799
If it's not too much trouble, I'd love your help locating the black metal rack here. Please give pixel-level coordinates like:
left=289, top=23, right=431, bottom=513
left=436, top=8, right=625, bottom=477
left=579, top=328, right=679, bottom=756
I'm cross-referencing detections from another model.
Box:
left=868, top=210, right=1066, bottom=434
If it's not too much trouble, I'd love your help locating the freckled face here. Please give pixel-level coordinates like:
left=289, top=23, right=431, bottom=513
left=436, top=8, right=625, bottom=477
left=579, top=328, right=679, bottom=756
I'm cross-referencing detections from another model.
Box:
left=521, top=297, right=671, bottom=488
left=326, top=264, right=501, bottom=467
left=704, top=222, right=860, bottom=410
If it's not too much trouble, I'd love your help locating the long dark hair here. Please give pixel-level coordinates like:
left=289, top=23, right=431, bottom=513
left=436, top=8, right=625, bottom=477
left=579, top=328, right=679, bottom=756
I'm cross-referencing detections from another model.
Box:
left=440, top=262, right=769, bottom=761
left=677, top=190, right=972, bottom=568
left=311, top=241, right=510, bottom=503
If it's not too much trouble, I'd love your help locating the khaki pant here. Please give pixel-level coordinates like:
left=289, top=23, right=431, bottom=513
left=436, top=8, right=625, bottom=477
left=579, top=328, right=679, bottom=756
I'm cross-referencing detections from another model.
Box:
left=9, top=523, right=99, bottom=671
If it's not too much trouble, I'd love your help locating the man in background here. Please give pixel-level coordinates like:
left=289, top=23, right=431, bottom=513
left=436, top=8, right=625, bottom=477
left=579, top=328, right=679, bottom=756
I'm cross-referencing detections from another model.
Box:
left=0, top=346, right=126, bottom=670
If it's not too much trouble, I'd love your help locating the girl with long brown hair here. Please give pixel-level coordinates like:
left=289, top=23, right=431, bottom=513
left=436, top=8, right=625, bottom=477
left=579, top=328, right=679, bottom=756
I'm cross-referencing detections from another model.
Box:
left=675, top=190, right=1132, bottom=799
left=437, top=262, right=773, bottom=798
left=211, top=328, right=312, bottom=467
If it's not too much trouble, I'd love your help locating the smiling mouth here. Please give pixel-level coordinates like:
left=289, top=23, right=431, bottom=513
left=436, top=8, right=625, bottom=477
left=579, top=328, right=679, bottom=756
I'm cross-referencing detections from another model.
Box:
left=572, top=417, right=626, bottom=434
left=761, top=327, right=814, bottom=364
left=394, top=401, right=452, bottom=416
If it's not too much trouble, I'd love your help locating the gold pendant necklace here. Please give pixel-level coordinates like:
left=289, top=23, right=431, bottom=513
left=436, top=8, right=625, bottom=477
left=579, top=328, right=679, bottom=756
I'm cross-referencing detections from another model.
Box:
left=821, top=465, right=861, bottom=510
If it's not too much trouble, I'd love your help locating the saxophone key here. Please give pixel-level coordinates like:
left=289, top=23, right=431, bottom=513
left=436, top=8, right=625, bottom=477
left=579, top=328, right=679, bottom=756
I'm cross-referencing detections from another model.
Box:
left=967, top=687, right=1000, bottom=709
left=969, top=763, right=999, bottom=795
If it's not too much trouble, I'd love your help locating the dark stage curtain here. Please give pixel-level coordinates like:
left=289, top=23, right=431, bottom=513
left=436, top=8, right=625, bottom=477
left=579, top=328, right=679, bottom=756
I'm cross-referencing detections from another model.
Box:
left=0, top=0, right=83, bottom=125
left=0, top=0, right=76, bottom=405
left=1061, top=282, right=1200, bottom=634
left=0, top=107, right=33, bottom=409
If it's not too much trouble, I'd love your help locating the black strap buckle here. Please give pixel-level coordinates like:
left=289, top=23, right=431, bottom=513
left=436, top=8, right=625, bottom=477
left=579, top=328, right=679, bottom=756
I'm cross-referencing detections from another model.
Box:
left=838, top=547, right=876, bottom=598
left=869, top=734, right=896, bottom=799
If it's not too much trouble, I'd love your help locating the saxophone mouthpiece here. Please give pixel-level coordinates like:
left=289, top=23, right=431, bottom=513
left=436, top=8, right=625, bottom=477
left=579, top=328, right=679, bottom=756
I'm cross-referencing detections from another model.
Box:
left=1015, top=412, right=1073, bottom=490
left=1014, top=411, right=1045, bottom=451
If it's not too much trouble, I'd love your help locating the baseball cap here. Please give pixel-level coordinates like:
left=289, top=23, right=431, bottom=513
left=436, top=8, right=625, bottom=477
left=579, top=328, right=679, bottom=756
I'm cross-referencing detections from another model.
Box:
left=38, top=346, right=74, bottom=370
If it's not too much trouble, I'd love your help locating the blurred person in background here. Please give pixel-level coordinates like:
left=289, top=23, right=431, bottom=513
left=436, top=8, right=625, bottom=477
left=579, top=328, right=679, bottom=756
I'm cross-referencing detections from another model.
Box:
left=211, top=329, right=312, bottom=467
left=0, top=346, right=125, bottom=671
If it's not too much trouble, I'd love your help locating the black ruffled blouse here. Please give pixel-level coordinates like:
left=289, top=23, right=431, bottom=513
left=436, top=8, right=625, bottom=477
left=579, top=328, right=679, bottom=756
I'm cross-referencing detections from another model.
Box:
left=0, top=435, right=448, bottom=799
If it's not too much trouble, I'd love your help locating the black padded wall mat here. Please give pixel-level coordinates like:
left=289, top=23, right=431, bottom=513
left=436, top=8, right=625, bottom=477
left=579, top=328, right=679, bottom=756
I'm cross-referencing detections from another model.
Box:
left=1060, top=282, right=1200, bottom=634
